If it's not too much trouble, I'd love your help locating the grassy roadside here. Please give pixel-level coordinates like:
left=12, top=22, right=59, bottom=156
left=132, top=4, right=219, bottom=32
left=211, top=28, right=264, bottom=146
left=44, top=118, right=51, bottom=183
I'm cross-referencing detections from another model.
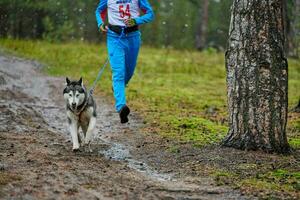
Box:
left=0, top=39, right=300, bottom=147
left=0, top=39, right=232, bottom=146
left=0, top=39, right=299, bottom=147
left=0, top=39, right=299, bottom=198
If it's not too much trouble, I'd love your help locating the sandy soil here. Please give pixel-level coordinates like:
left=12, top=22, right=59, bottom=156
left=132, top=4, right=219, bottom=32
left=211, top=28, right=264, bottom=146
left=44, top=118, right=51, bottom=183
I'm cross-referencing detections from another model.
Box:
left=0, top=54, right=252, bottom=200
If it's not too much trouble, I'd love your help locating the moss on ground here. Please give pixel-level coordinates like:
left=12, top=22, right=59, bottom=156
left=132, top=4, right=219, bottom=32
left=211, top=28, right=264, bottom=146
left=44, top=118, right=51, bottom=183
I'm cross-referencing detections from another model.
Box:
left=161, top=116, right=228, bottom=146
left=212, top=168, right=300, bottom=199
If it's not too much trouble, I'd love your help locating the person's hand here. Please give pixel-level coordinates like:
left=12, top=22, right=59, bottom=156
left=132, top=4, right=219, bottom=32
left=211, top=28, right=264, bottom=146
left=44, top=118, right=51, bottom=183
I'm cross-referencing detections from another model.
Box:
left=99, top=24, right=108, bottom=33
left=124, top=18, right=136, bottom=27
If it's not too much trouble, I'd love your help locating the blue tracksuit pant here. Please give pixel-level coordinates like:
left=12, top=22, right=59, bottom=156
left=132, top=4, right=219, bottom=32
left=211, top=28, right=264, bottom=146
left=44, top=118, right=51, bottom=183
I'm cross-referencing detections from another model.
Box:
left=107, top=29, right=141, bottom=112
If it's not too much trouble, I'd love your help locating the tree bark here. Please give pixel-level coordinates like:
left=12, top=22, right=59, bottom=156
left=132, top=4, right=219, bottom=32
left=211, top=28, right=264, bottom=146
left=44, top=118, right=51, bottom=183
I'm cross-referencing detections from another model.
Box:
left=0, top=5, right=8, bottom=37
left=223, top=0, right=290, bottom=153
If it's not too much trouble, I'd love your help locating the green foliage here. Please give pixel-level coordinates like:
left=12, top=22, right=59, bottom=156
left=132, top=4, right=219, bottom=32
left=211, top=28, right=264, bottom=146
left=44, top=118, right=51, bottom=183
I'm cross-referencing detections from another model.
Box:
left=43, top=17, right=75, bottom=42
left=0, top=0, right=99, bottom=42
left=0, top=0, right=234, bottom=49
left=1, top=0, right=299, bottom=52
left=1, top=0, right=299, bottom=51
left=207, top=0, right=232, bottom=49
left=140, top=0, right=233, bottom=49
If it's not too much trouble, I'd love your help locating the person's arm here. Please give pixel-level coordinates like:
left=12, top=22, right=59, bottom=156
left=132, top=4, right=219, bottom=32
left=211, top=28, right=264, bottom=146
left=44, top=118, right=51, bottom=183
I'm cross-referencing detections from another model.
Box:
left=134, top=0, right=154, bottom=25
left=95, top=0, right=108, bottom=28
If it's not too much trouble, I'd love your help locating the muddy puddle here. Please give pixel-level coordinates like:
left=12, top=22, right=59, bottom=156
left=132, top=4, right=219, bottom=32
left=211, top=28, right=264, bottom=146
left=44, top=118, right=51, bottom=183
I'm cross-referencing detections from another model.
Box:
left=99, top=140, right=173, bottom=182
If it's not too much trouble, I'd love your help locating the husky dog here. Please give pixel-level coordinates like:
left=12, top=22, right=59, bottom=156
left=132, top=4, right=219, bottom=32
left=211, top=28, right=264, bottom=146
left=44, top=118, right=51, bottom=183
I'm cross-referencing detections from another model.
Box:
left=63, top=77, right=96, bottom=152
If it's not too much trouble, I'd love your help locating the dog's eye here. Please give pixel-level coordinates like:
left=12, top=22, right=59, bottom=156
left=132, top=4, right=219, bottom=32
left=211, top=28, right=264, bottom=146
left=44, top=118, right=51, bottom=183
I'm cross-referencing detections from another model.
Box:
left=76, top=94, right=80, bottom=98
left=69, top=94, right=72, bottom=97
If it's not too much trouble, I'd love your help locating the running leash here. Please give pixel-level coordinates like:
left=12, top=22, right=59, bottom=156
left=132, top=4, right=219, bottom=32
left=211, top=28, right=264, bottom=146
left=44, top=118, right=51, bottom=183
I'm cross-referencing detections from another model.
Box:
left=88, top=28, right=125, bottom=96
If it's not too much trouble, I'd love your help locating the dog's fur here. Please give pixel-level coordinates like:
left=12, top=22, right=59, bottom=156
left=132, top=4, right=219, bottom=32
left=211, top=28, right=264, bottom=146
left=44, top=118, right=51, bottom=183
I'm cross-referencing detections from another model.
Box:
left=63, top=77, right=96, bottom=151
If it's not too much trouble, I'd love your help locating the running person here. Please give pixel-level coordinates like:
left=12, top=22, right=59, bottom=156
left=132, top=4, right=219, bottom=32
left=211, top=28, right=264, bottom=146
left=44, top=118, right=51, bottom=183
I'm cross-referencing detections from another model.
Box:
left=95, top=0, right=154, bottom=123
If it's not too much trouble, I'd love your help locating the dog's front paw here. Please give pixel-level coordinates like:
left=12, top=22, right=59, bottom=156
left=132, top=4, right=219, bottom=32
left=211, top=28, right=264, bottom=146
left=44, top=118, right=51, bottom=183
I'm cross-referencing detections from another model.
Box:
left=72, top=148, right=80, bottom=152
left=72, top=144, right=80, bottom=152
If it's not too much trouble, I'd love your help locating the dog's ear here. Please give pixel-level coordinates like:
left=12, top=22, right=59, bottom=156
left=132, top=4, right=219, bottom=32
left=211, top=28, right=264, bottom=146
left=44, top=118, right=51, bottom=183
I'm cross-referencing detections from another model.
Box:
left=78, top=77, right=83, bottom=86
left=66, top=77, right=71, bottom=85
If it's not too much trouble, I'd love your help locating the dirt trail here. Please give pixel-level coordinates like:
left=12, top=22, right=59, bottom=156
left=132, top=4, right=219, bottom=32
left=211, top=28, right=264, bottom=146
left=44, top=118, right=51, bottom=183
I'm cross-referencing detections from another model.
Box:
left=0, top=54, right=249, bottom=200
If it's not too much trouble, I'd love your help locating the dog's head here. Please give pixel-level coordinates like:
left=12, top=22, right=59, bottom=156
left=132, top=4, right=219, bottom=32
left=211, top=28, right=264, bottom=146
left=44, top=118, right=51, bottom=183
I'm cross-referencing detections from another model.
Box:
left=63, top=77, right=86, bottom=111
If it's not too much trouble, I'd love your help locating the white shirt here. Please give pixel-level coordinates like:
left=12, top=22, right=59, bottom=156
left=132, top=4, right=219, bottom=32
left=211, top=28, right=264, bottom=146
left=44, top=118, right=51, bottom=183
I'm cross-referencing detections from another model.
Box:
left=107, top=0, right=140, bottom=26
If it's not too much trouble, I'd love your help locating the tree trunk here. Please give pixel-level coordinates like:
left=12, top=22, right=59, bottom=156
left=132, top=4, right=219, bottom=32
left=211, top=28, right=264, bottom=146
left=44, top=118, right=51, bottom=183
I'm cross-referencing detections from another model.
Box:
left=0, top=5, right=8, bottom=37
left=195, top=0, right=209, bottom=50
left=223, top=0, right=290, bottom=153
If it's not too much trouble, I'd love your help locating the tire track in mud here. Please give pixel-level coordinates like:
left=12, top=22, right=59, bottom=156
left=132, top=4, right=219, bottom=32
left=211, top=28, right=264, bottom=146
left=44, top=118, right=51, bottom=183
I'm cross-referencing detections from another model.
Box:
left=0, top=54, right=249, bottom=200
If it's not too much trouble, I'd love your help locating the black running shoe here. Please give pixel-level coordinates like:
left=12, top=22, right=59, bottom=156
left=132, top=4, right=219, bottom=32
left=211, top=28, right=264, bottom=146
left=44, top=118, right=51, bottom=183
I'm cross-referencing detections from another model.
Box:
left=119, top=105, right=130, bottom=124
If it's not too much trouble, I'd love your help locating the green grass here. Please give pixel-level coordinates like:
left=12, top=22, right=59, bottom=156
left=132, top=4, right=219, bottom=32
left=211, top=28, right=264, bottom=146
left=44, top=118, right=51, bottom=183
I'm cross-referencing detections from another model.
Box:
left=212, top=168, right=300, bottom=198
left=0, top=38, right=299, bottom=147
left=239, top=169, right=300, bottom=197
left=161, top=117, right=228, bottom=147
left=244, top=169, right=300, bottom=192
left=289, top=138, right=300, bottom=149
